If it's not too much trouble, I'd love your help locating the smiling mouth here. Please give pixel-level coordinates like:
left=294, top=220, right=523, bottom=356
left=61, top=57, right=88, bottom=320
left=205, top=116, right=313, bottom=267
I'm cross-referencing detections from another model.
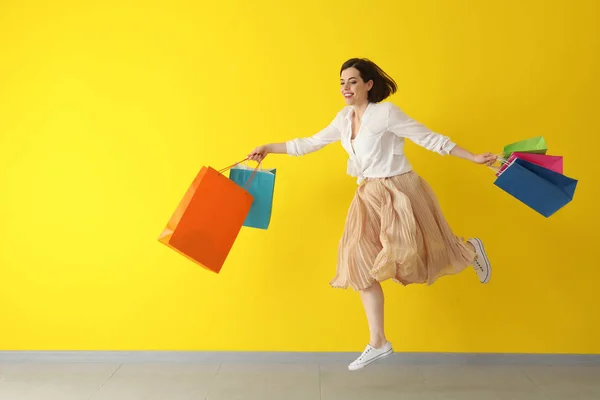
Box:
left=344, top=93, right=354, bottom=98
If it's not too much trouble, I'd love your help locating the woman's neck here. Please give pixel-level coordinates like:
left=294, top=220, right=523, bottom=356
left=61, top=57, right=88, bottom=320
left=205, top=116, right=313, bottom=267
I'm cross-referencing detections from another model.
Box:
left=353, top=102, right=369, bottom=120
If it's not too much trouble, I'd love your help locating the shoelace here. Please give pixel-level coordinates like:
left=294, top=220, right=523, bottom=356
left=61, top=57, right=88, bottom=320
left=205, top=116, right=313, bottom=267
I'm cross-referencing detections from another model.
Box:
left=473, top=259, right=484, bottom=272
left=358, top=347, right=372, bottom=361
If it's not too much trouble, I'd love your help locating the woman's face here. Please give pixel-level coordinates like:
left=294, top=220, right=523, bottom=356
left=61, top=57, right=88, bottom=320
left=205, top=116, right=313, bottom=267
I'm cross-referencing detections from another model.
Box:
left=340, top=67, right=373, bottom=106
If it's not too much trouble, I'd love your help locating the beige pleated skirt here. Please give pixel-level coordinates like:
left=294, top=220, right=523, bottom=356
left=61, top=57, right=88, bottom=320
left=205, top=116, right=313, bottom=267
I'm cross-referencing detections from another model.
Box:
left=330, top=171, right=476, bottom=291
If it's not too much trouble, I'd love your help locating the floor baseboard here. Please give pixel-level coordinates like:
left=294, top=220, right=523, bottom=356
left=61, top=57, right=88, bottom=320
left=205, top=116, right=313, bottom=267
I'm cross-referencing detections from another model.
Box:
left=1, top=351, right=599, bottom=365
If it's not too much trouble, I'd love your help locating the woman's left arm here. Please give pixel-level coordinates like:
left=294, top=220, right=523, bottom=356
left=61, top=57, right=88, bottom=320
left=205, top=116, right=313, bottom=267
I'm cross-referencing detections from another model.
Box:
left=450, top=145, right=497, bottom=166
left=387, top=102, right=496, bottom=166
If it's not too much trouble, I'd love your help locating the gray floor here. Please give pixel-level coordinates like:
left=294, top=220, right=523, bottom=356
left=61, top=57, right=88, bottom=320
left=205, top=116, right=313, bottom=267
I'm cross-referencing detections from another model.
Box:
left=0, top=361, right=599, bottom=400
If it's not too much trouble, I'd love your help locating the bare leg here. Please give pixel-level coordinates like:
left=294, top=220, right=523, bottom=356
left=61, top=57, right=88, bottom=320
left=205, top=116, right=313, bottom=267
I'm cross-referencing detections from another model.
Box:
left=348, top=281, right=395, bottom=370
left=359, top=281, right=387, bottom=348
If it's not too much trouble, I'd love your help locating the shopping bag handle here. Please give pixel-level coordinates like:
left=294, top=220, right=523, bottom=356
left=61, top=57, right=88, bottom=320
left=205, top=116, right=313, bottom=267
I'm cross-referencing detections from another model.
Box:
left=218, top=158, right=262, bottom=191
left=218, top=158, right=249, bottom=174
left=487, top=154, right=510, bottom=175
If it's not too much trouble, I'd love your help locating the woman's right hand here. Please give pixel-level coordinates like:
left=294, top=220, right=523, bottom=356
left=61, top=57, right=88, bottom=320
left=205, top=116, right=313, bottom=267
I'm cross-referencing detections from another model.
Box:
left=248, top=145, right=270, bottom=163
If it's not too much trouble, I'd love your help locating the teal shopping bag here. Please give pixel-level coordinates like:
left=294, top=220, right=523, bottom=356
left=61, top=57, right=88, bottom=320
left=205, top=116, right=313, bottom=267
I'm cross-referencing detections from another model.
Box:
left=229, top=165, right=276, bottom=230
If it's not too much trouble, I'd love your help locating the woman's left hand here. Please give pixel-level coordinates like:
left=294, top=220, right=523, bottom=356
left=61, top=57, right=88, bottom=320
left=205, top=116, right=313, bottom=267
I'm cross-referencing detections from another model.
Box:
left=473, top=152, right=497, bottom=166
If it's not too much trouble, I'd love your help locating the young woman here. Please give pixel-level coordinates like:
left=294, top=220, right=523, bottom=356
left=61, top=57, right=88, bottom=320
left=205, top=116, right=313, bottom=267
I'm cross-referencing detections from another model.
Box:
left=248, top=58, right=495, bottom=371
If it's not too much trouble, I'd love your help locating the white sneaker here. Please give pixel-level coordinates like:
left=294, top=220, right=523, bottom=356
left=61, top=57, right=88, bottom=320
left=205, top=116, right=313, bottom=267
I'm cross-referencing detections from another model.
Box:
left=348, top=342, right=394, bottom=371
left=468, top=238, right=491, bottom=283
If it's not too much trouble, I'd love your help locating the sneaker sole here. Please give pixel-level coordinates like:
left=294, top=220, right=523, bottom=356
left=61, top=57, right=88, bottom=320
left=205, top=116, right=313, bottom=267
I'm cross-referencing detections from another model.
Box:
left=348, top=348, right=394, bottom=371
left=472, top=238, right=491, bottom=284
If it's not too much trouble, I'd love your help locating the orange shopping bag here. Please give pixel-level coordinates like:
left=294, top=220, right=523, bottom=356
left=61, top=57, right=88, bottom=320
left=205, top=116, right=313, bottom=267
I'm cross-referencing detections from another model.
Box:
left=158, top=160, right=257, bottom=273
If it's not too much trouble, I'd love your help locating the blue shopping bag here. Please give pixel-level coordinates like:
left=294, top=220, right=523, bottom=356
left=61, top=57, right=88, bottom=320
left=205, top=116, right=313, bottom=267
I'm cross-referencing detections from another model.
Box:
left=494, top=158, right=578, bottom=217
left=229, top=165, right=276, bottom=229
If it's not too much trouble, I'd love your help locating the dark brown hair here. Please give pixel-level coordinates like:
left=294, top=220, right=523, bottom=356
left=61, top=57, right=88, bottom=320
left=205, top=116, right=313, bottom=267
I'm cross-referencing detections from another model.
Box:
left=340, top=58, right=397, bottom=103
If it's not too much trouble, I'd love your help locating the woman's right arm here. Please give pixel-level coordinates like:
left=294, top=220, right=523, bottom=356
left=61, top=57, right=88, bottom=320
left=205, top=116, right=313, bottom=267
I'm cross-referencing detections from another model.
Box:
left=248, top=143, right=287, bottom=162
left=248, top=112, right=343, bottom=162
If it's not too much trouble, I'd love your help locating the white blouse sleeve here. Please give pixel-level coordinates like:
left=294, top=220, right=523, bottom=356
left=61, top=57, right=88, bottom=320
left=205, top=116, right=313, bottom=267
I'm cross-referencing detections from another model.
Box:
left=386, top=102, right=456, bottom=156
left=286, top=112, right=343, bottom=156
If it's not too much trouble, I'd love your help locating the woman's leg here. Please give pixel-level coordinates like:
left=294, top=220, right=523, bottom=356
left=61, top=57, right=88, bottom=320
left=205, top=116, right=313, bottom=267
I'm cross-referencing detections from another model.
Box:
left=348, top=281, right=394, bottom=371
left=360, top=281, right=387, bottom=348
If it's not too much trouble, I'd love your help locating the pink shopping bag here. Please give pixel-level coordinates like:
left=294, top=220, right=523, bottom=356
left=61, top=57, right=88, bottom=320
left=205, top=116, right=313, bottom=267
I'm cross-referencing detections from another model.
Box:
left=496, top=152, right=563, bottom=176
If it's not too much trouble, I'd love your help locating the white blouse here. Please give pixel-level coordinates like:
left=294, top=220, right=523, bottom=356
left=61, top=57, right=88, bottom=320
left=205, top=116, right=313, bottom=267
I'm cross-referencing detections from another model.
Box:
left=286, top=101, right=457, bottom=184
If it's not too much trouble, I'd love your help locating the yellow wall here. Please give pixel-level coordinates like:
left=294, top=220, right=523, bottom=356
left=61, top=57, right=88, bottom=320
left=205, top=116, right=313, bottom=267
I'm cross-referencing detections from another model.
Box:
left=1, top=0, right=599, bottom=353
